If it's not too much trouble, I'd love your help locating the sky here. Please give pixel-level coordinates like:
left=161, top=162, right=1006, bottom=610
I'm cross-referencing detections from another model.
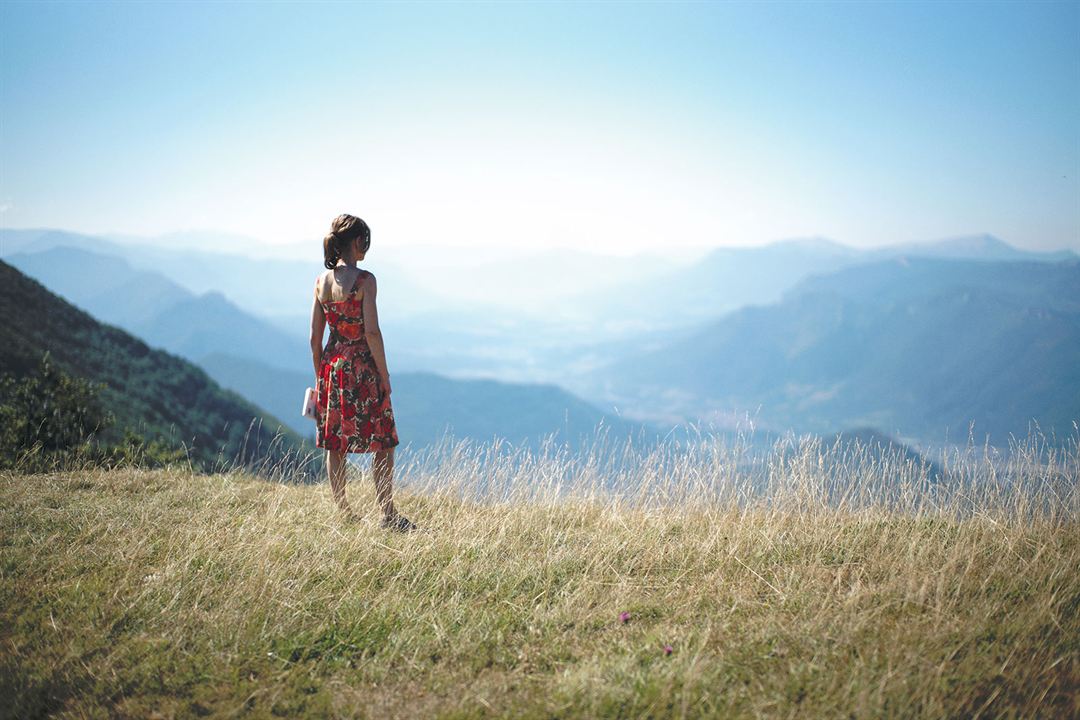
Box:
left=1, top=0, right=1078, bottom=255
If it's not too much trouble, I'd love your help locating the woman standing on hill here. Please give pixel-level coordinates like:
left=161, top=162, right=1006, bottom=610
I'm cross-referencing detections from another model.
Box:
left=310, top=214, right=415, bottom=531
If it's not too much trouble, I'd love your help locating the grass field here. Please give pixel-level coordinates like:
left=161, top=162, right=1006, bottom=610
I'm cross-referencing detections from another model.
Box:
left=2, top=434, right=1078, bottom=718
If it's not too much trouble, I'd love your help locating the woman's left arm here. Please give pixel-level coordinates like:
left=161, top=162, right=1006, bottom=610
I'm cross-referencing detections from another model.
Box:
left=310, top=280, right=326, bottom=378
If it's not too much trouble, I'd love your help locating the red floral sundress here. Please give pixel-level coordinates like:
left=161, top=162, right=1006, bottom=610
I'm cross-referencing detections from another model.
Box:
left=315, top=269, right=400, bottom=453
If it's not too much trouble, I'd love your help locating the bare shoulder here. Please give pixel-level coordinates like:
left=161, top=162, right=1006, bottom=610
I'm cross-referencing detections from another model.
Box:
left=314, top=270, right=333, bottom=299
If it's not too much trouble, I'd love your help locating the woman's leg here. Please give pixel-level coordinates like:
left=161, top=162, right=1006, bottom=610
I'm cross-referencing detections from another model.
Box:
left=372, top=448, right=397, bottom=519
left=326, top=450, right=351, bottom=513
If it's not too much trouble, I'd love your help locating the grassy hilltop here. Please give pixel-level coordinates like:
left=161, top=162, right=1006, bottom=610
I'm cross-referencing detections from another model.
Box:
left=2, top=435, right=1078, bottom=719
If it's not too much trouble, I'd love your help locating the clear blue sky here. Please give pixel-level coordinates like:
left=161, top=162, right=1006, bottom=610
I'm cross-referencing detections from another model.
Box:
left=1, top=0, right=1078, bottom=253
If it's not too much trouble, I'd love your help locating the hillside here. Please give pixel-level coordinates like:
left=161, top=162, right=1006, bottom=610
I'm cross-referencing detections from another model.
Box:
left=594, top=258, right=1080, bottom=443
left=0, top=261, right=311, bottom=471
left=2, top=435, right=1075, bottom=718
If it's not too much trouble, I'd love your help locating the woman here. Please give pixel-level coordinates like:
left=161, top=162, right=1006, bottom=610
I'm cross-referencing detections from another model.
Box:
left=310, top=213, right=415, bottom=531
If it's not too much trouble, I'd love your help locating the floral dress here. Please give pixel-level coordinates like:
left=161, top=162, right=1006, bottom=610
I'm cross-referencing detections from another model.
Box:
left=315, top=269, right=400, bottom=453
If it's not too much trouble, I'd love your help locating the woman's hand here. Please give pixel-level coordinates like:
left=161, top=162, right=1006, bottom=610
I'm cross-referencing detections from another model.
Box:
left=380, top=373, right=392, bottom=396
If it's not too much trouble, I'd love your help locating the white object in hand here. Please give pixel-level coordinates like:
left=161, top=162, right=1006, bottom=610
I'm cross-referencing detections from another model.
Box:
left=301, top=387, right=318, bottom=420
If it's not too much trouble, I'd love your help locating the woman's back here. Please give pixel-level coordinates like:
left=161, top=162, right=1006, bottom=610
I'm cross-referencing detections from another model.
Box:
left=317, top=267, right=368, bottom=344
left=317, top=266, right=366, bottom=305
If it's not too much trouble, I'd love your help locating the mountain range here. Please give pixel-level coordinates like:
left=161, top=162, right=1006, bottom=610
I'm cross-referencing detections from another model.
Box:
left=5, top=246, right=310, bottom=372
left=589, top=257, right=1080, bottom=444
left=4, top=226, right=1077, bottom=449
left=570, top=233, right=1078, bottom=331
left=3, top=235, right=650, bottom=450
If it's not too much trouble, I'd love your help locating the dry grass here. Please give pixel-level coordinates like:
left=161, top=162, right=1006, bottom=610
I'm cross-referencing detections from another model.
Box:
left=1, top=431, right=1078, bottom=718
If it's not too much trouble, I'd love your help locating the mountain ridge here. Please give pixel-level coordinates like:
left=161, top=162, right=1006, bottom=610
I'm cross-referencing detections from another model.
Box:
left=591, top=257, right=1080, bottom=445
left=0, top=261, right=311, bottom=471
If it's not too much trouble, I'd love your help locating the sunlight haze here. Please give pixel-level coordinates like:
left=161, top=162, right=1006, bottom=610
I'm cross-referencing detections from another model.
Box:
left=2, top=1, right=1078, bottom=255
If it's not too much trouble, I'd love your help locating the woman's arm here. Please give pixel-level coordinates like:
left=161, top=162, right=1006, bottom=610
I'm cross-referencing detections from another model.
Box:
left=361, top=272, right=392, bottom=394
left=310, top=279, right=326, bottom=378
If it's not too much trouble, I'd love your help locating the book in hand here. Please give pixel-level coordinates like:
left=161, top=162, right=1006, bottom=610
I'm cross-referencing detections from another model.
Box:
left=301, top=387, right=318, bottom=420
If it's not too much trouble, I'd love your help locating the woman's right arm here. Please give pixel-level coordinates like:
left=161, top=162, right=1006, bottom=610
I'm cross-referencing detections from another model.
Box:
left=310, top=279, right=326, bottom=378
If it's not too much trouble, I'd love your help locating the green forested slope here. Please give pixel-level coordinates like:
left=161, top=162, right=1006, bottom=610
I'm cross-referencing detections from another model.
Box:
left=0, top=260, right=311, bottom=471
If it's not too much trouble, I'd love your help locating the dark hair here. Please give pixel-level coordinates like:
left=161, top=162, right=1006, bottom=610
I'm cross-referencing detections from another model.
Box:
left=322, top=214, right=371, bottom=270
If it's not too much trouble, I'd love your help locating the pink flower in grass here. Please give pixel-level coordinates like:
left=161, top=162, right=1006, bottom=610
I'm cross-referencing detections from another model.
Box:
left=618, top=611, right=631, bottom=624
left=663, top=645, right=673, bottom=656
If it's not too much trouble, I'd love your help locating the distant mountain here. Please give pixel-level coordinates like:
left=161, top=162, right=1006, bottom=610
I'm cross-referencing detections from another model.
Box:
left=6, top=246, right=310, bottom=372
left=592, top=258, right=1080, bottom=445
left=389, top=371, right=653, bottom=452
left=138, top=291, right=309, bottom=370
left=199, top=352, right=653, bottom=452
left=790, top=254, right=1080, bottom=311
left=0, top=228, right=130, bottom=256
left=6, top=226, right=1078, bottom=398
left=870, top=233, right=1078, bottom=263
left=0, top=227, right=448, bottom=321
left=2, top=235, right=630, bottom=385
left=572, top=234, right=1078, bottom=333
left=6, top=246, right=191, bottom=327
left=4, top=243, right=565, bottom=386
left=0, top=261, right=310, bottom=471
left=815, top=427, right=942, bottom=482
left=597, top=237, right=859, bottom=326
left=199, top=354, right=315, bottom=436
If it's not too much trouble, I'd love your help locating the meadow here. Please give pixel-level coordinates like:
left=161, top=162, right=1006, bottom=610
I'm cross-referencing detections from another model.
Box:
left=2, top=431, right=1078, bottom=718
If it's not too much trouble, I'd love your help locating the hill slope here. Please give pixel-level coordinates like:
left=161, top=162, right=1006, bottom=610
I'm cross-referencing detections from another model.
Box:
left=0, top=261, right=310, bottom=470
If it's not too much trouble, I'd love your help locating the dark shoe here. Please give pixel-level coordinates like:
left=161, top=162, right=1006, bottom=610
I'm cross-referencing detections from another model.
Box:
left=380, top=514, right=417, bottom=532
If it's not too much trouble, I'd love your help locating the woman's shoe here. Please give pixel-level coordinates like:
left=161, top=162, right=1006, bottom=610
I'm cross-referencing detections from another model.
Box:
left=380, top=514, right=417, bottom=532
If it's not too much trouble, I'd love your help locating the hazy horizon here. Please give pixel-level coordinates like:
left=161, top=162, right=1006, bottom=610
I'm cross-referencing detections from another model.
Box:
left=2, top=225, right=1076, bottom=262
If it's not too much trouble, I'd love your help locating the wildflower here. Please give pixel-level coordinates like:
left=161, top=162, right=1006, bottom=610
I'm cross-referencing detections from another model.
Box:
left=664, top=645, right=673, bottom=656
left=619, top=611, right=631, bottom=624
